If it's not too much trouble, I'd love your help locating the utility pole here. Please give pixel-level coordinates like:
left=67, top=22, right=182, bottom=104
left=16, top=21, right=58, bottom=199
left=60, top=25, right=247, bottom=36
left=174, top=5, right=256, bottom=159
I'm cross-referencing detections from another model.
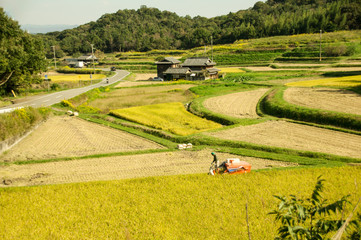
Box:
left=51, top=46, right=56, bottom=69
left=211, top=36, right=214, bottom=62
left=91, top=43, right=95, bottom=84
left=319, top=30, right=322, bottom=62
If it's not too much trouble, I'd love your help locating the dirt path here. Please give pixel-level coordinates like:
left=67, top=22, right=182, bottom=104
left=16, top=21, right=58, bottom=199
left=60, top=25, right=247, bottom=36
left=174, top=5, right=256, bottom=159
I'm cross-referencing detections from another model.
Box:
left=0, top=116, right=164, bottom=162
left=284, top=88, right=361, bottom=115
left=203, top=88, right=269, bottom=118
left=0, top=150, right=297, bottom=187
left=205, top=121, right=361, bottom=159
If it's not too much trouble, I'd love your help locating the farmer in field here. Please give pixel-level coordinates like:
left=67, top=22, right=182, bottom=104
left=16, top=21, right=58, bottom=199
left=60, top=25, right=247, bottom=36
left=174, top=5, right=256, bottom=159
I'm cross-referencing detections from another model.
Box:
left=210, top=152, right=227, bottom=174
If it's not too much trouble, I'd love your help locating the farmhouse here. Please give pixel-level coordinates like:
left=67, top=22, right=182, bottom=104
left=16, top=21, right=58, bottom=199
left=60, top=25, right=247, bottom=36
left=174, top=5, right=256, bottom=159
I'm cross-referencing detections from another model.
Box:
left=65, top=54, right=98, bottom=68
left=155, top=57, right=181, bottom=79
left=155, top=57, right=219, bottom=81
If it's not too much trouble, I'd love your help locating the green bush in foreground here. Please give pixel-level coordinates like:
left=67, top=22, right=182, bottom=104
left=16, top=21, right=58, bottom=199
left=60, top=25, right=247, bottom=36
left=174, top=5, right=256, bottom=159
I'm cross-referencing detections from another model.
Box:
left=0, top=167, right=360, bottom=239
left=0, top=107, right=51, bottom=141
left=270, top=176, right=349, bottom=239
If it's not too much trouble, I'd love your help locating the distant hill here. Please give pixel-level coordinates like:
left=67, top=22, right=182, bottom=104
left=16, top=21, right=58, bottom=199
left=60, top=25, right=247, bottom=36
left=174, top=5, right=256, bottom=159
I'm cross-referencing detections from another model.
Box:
left=22, top=24, right=78, bottom=34
left=39, top=0, right=361, bottom=55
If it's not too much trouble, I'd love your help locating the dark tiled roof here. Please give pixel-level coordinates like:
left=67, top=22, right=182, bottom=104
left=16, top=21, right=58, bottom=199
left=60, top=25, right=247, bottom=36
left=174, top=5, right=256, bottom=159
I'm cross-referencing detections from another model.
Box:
left=182, top=57, right=216, bottom=67
left=164, top=67, right=191, bottom=74
left=155, top=57, right=181, bottom=64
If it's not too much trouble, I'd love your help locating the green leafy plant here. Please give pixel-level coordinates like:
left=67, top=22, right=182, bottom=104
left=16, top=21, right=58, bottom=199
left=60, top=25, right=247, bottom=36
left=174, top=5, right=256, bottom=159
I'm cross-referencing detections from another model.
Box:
left=348, top=213, right=361, bottom=239
left=269, top=176, right=349, bottom=240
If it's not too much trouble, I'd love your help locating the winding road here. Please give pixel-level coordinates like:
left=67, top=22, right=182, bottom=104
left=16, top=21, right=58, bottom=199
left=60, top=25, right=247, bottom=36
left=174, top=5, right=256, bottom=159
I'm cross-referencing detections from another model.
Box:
left=0, top=70, right=129, bottom=113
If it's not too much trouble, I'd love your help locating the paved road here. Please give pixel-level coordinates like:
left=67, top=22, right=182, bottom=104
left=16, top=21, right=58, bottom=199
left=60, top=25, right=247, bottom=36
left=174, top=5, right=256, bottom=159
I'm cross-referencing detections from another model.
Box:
left=0, top=70, right=129, bottom=113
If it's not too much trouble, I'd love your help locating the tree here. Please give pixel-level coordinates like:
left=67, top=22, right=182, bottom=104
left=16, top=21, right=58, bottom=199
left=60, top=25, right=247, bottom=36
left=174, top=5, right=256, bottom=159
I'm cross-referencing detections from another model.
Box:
left=0, top=8, right=47, bottom=94
left=269, top=176, right=349, bottom=240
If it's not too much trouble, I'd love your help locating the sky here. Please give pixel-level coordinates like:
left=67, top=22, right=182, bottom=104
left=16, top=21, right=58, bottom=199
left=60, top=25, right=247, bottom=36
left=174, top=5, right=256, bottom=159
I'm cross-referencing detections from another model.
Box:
left=1, top=0, right=261, bottom=26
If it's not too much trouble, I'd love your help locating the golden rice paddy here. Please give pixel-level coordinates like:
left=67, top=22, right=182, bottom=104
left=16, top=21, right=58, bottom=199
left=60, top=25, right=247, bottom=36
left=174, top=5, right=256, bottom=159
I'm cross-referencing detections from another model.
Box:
left=286, top=75, right=361, bottom=87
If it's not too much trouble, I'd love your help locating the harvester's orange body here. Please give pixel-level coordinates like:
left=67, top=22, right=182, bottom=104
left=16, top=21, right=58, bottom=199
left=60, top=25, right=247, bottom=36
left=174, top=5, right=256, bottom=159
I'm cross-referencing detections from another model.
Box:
left=224, top=159, right=252, bottom=174
left=209, top=153, right=252, bottom=175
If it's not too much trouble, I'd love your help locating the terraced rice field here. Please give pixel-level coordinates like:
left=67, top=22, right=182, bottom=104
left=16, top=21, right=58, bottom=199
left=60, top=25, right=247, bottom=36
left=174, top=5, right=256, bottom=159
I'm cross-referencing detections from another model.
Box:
left=0, top=116, right=164, bottom=162
left=205, top=120, right=361, bottom=159
left=111, top=102, right=222, bottom=136
left=90, top=84, right=195, bottom=111
left=203, top=88, right=269, bottom=118
left=285, top=75, right=361, bottom=87
left=0, top=150, right=297, bottom=187
left=284, top=87, right=361, bottom=115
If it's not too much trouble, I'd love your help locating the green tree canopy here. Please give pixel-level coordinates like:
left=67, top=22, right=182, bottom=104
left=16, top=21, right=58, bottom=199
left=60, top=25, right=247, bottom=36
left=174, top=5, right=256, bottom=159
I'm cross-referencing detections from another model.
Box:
left=0, top=8, right=47, bottom=94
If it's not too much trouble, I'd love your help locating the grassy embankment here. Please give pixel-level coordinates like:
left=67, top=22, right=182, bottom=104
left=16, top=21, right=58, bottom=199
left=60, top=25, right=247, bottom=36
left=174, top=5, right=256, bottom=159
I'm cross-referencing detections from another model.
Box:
left=0, top=166, right=360, bottom=239
left=0, top=107, right=51, bottom=141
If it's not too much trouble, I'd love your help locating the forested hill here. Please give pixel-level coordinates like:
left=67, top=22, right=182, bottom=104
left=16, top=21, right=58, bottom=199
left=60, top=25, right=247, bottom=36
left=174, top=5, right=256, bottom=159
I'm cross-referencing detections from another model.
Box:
left=41, top=0, right=361, bottom=55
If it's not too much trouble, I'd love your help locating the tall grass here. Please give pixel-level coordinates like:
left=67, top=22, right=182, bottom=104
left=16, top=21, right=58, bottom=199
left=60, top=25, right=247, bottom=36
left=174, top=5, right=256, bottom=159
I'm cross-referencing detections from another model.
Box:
left=0, top=107, right=51, bottom=141
left=261, top=87, right=361, bottom=131
left=0, top=167, right=360, bottom=239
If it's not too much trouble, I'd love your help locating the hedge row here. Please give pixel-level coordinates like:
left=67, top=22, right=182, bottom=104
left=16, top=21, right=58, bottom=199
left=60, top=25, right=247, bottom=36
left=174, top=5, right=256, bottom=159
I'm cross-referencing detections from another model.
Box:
left=57, top=67, right=103, bottom=74
left=213, top=53, right=282, bottom=65
left=100, top=61, right=154, bottom=65
left=274, top=57, right=340, bottom=62
left=261, top=87, right=361, bottom=131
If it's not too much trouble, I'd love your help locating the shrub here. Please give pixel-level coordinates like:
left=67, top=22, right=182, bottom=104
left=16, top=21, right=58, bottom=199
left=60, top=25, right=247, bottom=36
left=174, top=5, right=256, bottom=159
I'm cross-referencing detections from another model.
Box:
left=60, top=100, right=75, bottom=110
left=50, top=83, right=60, bottom=91
left=324, top=44, right=348, bottom=57
left=270, top=176, right=349, bottom=239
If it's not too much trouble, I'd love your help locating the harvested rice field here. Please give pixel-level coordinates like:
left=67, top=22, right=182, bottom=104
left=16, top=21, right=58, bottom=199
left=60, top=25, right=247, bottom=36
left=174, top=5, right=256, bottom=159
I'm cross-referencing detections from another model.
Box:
left=205, top=120, right=361, bottom=159
left=0, top=150, right=297, bottom=187
left=203, top=88, right=269, bottom=118
left=0, top=116, right=164, bottom=162
left=284, top=87, right=361, bottom=115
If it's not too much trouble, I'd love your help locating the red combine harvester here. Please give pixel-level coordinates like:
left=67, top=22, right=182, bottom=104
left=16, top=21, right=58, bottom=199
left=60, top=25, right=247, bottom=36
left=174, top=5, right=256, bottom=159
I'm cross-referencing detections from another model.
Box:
left=209, top=152, right=251, bottom=175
